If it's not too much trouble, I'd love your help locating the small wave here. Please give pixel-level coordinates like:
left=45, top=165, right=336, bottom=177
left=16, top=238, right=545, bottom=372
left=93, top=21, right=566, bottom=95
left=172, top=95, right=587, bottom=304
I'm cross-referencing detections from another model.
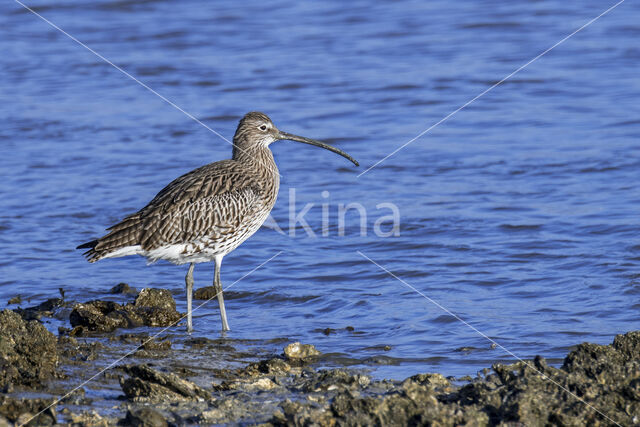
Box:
left=193, top=81, right=221, bottom=87
left=203, top=115, right=237, bottom=122
left=433, top=314, right=458, bottom=324
left=380, top=84, right=422, bottom=91
left=275, top=83, right=305, bottom=90
left=499, top=224, right=542, bottom=231
left=460, top=22, right=522, bottom=30
left=605, top=119, right=640, bottom=127
left=579, top=166, right=619, bottom=173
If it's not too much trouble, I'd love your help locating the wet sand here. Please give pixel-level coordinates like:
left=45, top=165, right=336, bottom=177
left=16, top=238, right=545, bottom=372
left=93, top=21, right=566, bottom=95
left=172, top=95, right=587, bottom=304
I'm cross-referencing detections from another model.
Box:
left=1, top=287, right=638, bottom=426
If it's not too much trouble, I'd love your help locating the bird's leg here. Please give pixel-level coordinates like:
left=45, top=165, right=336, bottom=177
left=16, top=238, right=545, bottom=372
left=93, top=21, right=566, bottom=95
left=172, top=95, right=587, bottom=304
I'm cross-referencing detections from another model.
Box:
left=214, top=255, right=230, bottom=331
left=185, top=262, right=195, bottom=333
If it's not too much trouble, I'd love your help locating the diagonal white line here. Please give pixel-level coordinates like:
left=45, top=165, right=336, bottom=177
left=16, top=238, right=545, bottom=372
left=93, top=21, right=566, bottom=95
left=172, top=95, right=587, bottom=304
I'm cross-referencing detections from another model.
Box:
left=358, top=0, right=626, bottom=177
left=356, top=250, right=621, bottom=426
left=19, top=251, right=283, bottom=427
left=13, top=0, right=284, bottom=178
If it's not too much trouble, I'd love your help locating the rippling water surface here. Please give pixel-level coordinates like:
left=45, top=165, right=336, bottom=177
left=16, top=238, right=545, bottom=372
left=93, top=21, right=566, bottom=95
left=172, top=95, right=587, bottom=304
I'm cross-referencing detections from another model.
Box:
left=1, top=0, right=639, bottom=379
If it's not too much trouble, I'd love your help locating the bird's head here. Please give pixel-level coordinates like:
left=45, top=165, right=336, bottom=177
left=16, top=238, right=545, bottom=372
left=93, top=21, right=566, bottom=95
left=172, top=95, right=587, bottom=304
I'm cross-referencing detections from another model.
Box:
left=233, top=112, right=358, bottom=166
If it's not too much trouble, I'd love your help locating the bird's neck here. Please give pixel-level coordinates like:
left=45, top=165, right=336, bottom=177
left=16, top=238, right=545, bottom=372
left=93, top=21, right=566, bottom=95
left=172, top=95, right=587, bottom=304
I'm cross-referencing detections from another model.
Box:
left=233, top=144, right=280, bottom=208
left=233, top=143, right=277, bottom=173
left=232, top=143, right=280, bottom=204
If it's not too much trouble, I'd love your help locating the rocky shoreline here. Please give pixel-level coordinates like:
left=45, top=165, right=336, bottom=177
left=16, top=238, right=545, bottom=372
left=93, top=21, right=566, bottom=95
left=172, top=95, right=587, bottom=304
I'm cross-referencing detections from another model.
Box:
left=0, top=286, right=637, bottom=426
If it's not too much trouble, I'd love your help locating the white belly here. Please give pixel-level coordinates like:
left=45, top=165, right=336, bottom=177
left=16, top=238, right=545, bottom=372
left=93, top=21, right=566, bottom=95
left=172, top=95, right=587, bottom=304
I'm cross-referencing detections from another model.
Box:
left=103, top=209, right=272, bottom=265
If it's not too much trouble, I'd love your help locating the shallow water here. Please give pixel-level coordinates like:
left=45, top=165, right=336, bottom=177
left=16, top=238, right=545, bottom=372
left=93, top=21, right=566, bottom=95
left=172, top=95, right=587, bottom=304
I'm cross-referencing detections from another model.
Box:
left=1, top=0, right=639, bottom=380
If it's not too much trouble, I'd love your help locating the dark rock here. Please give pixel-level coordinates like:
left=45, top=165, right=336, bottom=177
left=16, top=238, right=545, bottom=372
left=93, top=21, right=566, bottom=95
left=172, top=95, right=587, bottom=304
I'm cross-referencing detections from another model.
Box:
left=28, top=298, right=63, bottom=313
left=214, top=376, right=279, bottom=392
left=612, top=330, right=640, bottom=356
left=211, top=356, right=292, bottom=389
left=110, top=282, right=135, bottom=294
left=134, top=289, right=175, bottom=312
left=112, top=332, right=150, bottom=344
left=14, top=298, right=64, bottom=321
left=0, top=309, right=58, bottom=389
left=70, top=301, right=132, bottom=332
left=142, top=338, right=171, bottom=352
left=184, top=337, right=213, bottom=348
left=0, top=395, right=57, bottom=426
left=402, top=373, right=450, bottom=389
left=4, top=299, right=638, bottom=427
left=120, top=364, right=211, bottom=402
left=268, top=331, right=640, bottom=426
left=244, top=357, right=292, bottom=376
left=283, top=342, right=320, bottom=361
left=7, top=296, right=21, bottom=305
left=130, top=305, right=180, bottom=328
left=275, top=400, right=335, bottom=426
left=196, top=397, right=270, bottom=425
left=69, top=326, right=88, bottom=337
left=57, top=337, right=102, bottom=362
left=69, top=288, right=181, bottom=334
left=132, top=289, right=181, bottom=327
left=193, top=286, right=218, bottom=300
left=301, top=369, right=370, bottom=393
left=123, top=407, right=168, bottom=427
left=66, top=409, right=114, bottom=426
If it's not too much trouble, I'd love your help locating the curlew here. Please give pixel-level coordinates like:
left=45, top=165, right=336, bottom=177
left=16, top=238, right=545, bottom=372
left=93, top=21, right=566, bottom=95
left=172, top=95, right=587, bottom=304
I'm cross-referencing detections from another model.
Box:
left=77, top=112, right=358, bottom=332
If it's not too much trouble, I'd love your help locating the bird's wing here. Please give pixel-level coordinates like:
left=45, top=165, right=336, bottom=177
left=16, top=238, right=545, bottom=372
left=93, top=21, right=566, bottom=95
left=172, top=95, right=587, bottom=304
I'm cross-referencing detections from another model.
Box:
left=136, top=160, right=264, bottom=250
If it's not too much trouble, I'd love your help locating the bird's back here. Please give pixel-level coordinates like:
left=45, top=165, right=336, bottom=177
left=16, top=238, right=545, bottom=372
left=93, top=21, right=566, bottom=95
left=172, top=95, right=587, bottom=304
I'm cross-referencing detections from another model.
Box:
left=79, top=159, right=278, bottom=264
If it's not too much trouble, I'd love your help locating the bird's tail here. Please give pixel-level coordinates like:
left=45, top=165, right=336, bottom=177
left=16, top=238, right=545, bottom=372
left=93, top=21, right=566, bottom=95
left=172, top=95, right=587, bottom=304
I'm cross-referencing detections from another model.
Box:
left=77, top=214, right=143, bottom=262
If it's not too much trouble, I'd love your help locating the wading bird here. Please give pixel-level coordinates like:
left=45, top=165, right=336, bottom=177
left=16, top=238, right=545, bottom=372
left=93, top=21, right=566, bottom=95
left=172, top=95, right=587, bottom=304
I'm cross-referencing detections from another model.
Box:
left=78, top=112, right=358, bottom=332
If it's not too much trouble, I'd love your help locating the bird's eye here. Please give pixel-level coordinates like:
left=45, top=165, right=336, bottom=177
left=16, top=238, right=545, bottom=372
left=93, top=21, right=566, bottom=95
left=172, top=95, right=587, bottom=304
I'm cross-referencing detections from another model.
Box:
left=259, top=125, right=267, bottom=131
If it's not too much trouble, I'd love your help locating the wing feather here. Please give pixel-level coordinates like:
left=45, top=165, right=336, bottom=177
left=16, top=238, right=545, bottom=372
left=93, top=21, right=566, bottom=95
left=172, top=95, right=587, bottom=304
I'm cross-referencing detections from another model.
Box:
left=137, top=161, right=263, bottom=251
left=81, top=159, right=265, bottom=261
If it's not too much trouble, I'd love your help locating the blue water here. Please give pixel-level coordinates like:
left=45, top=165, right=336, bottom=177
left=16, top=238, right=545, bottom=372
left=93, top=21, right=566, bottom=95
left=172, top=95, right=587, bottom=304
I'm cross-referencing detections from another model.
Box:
left=1, top=0, right=639, bottom=380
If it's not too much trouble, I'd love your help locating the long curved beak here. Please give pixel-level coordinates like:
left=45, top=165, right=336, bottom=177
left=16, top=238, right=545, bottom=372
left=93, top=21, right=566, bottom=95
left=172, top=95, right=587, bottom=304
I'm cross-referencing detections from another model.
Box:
left=278, top=131, right=359, bottom=167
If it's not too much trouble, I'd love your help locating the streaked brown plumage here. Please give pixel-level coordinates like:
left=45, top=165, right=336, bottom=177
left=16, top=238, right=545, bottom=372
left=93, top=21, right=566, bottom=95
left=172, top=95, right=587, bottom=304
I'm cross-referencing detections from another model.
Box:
left=78, top=112, right=358, bottom=332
